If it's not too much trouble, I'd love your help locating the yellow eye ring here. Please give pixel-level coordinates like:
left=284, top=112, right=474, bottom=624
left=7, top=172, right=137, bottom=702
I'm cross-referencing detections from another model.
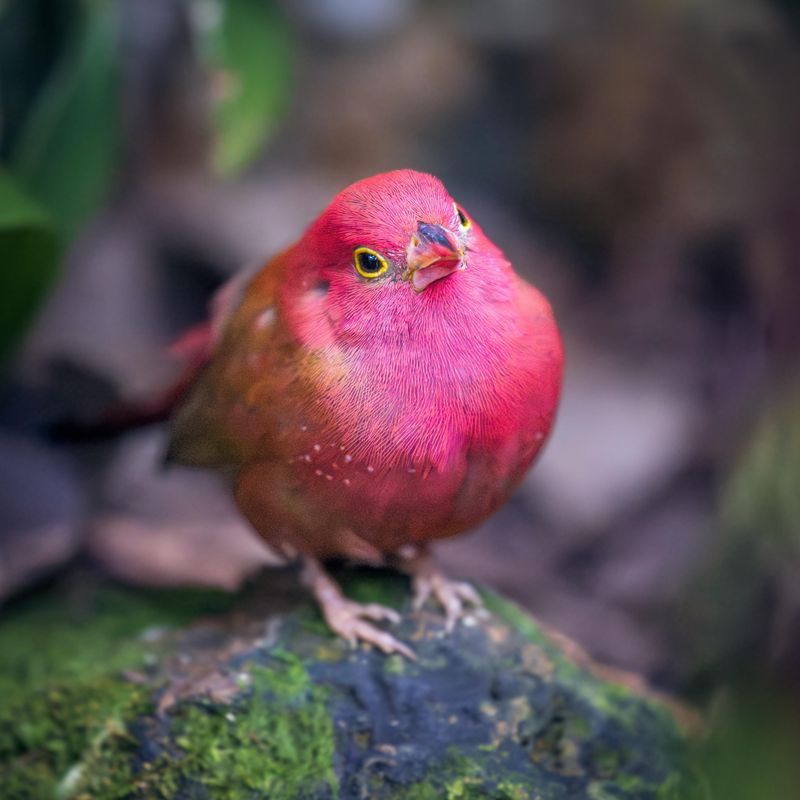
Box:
left=354, top=246, right=389, bottom=279
left=455, top=204, right=471, bottom=230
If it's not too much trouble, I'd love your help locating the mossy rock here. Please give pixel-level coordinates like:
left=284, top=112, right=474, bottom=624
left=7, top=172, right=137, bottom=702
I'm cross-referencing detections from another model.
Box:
left=0, top=567, right=702, bottom=799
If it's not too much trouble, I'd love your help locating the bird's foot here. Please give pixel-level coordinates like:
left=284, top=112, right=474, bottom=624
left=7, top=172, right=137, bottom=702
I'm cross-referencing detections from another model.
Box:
left=302, top=556, right=415, bottom=660
left=321, top=597, right=416, bottom=660
left=405, top=549, right=482, bottom=632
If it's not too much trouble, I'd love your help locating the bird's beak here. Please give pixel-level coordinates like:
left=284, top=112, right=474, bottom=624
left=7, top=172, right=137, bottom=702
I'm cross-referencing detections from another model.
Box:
left=405, top=222, right=465, bottom=292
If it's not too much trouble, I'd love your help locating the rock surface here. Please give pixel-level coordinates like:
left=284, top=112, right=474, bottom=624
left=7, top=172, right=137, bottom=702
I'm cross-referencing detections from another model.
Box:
left=0, top=567, right=701, bottom=799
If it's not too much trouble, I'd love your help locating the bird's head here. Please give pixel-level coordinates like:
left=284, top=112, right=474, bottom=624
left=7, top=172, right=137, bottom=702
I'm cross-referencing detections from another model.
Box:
left=283, top=170, right=513, bottom=348
left=304, top=170, right=477, bottom=293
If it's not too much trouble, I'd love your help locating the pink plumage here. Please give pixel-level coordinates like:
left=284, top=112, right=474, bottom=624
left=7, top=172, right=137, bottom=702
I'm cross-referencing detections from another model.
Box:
left=168, top=170, right=563, bottom=655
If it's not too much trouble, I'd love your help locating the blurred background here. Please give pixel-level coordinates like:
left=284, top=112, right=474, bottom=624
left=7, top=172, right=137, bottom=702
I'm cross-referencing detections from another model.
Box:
left=1, top=0, right=799, bottom=796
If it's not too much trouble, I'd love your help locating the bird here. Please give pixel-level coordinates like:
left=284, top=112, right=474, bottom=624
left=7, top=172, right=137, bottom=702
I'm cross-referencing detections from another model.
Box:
left=166, top=169, right=563, bottom=657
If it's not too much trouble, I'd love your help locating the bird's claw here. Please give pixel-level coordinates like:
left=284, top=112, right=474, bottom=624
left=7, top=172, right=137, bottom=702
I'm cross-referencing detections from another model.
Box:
left=412, top=572, right=482, bottom=631
left=303, top=555, right=416, bottom=659
left=322, top=598, right=416, bottom=660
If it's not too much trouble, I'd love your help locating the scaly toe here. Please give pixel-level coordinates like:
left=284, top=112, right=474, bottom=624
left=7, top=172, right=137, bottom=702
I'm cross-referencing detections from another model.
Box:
left=415, top=574, right=483, bottom=632
left=451, top=580, right=482, bottom=608
left=350, top=619, right=416, bottom=660
left=411, top=577, right=433, bottom=612
left=359, top=603, right=402, bottom=624
left=324, top=600, right=415, bottom=660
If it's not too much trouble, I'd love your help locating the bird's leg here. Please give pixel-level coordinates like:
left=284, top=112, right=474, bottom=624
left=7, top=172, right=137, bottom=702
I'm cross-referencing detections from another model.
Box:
left=399, top=546, right=482, bottom=632
left=301, top=555, right=415, bottom=660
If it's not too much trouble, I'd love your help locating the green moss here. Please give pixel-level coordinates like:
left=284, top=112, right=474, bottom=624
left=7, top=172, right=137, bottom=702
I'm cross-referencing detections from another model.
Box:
left=497, top=780, right=534, bottom=800
left=383, top=654, right=407, bottom=676
left=296, top=605, right=335, bottom=637
left=483, top=591, right=694, bottom=798
left=482, top=591, right=678, bottom=735
left=0, top=677, right=150, bottom=800
left=654, top=773, right=685, bottom=799
left=388, top=782, right=441, bottom=800
left=441, top=768, right=537, bottom=800
left=388, top=750, right=540, bottom=800
left=0, top=581, right=334, bottom=799
left=0, top=581, right=235, bottom=798
left=445, top=776, right=486, bottom=799
left=96, top=652, right=339, bottom=800
left=0, top=581, right=235, bottom=698
left=0, top=571, right=696, bottom=799
left=340, top=567, right=408, bottom=610
left=63, top=690, right=153, bottom=800
left=388, top=773, right=536, bottom=800
left=588, top=769, right=690, bottom=800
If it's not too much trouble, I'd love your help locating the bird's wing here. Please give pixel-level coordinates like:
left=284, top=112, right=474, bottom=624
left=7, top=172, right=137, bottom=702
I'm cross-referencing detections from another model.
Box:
left=165, top=259, right=286, bottom=468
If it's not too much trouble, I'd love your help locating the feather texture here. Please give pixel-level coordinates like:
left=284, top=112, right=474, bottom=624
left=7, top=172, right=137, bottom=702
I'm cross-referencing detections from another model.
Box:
left=168, top=170, right=563, bottom=557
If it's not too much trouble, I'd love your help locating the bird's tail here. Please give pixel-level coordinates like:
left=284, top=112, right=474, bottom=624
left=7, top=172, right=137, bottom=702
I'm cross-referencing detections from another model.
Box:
left=51, top=271, right=247, bottom=441
left=50, top=321, right=214, bottom=441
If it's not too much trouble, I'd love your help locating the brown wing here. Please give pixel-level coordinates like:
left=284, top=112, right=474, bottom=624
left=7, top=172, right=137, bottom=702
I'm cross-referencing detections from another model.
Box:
left=166, top=259, right=286, bottom=468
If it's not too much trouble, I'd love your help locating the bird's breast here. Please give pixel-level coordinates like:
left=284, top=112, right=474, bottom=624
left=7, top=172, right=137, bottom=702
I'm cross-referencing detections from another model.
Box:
left=307, top=309, right=555, bottom=476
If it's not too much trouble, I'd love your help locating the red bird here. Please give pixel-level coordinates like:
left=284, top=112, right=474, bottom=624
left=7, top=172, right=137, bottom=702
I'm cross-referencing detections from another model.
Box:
left=168, top=170, right=563, bottom=657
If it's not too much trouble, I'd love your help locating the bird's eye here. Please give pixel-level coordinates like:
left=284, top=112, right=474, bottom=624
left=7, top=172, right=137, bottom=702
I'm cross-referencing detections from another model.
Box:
left=354, top=247, right=389, bottom=279
left=455, top=204, right=471, bottom=230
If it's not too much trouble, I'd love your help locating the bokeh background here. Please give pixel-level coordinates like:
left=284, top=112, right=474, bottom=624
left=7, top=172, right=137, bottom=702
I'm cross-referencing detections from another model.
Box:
left=1, top=0, right=799, bottom=796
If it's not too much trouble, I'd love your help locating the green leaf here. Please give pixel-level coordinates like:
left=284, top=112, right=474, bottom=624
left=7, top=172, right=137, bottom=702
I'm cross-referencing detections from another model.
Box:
left=10, top=0, right=121, bottom=238
left=199, top=0, right=293, bottom=175
left=0, top=170, right=59, bottom=362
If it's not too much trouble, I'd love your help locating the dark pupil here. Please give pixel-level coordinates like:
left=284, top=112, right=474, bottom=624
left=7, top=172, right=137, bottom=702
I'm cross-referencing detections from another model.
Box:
left=359, top=252, right=382, bottom=274
left=457, top=207, right=468, bottom=226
